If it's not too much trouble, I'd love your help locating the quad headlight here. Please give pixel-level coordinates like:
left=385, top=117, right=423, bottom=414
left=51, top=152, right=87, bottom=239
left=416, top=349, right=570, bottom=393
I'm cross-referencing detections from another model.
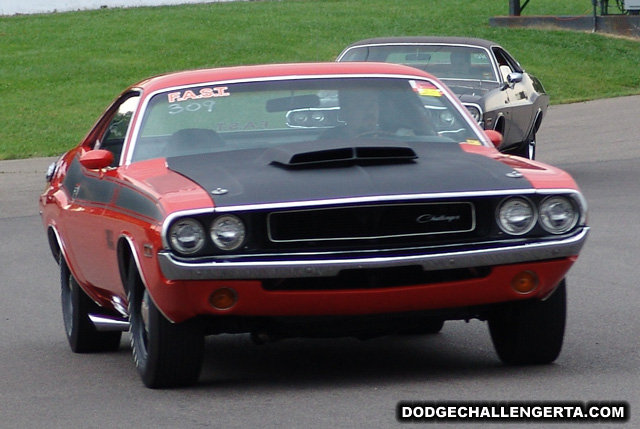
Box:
left=497, top=197, right=536, bottom=235
left=169, top=218, right=206, bottom=254
left=167, top=214, right=246, bottom=255
left=210, top=215, right=246, bottom=251
left=539, top=196, right=578, bottom=234
left=497, top=195, right=581, bottom=236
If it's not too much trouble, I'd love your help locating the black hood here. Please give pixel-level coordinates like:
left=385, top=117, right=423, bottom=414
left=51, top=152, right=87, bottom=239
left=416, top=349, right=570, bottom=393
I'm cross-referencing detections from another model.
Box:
left=439, top=79, right=501, bottom=103
left=165, top=141, right=532, bottom=208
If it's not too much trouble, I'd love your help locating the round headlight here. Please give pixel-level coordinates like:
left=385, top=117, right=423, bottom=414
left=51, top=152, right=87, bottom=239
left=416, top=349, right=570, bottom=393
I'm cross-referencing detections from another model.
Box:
left=439, top=111, right=456, bottom=126
left=539, top=196, right=578, bottom=234
left=311, top=111, right=326, bottom=124
left=210, top=215, right=246, bottom=251
left=465, top=105, right=482, bottom=123
left=169, top=218, right=206, bottom=254
left=291, top=111, right=308, bottom=125
left=497, top=197, right=536, bottom=235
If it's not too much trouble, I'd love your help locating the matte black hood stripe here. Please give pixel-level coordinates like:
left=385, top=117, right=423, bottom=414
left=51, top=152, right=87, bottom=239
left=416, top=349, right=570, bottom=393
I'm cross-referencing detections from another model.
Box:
left=166, top=142, right=534, bottom=209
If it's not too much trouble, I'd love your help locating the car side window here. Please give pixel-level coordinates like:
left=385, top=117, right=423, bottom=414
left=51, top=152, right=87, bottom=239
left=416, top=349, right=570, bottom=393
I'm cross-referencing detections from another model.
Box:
left=97, top=94, right=140, bottom=166
left=492, top=47, right=523, bottom=80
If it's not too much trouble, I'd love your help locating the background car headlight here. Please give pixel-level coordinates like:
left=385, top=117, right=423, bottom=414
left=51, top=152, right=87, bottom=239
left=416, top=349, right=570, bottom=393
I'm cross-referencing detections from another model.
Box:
left=210, top=215, right=246, bottom=251
left=497, top=197, right=536, bottom=235
left=539, top=196, right=578, bottom=234
left=311, top=111, right=326, bottom=124
left=290, top=111, right=309, bottom=126
left=464, top=104, right=483, bottom=123
left=439, top=111, right=456, bottom=127
left=169, top=218, right=206, bottom=254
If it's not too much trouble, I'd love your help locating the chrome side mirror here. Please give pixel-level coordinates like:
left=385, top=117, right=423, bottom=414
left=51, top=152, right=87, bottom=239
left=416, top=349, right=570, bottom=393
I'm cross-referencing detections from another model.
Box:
left=501, top=72, right=524, bottom=90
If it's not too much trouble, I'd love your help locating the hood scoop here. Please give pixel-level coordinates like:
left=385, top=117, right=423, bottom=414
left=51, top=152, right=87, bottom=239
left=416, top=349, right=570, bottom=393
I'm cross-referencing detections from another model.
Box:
left=269, top=144, right=418, bottom=169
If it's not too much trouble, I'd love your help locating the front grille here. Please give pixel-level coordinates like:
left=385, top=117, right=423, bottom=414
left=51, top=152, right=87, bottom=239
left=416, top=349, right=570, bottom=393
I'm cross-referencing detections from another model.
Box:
left=267, top=202, right=475, bottom=243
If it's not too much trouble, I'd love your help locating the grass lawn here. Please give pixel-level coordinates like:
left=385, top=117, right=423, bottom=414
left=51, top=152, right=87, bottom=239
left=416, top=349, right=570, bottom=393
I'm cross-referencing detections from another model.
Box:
left=1, top=0, right=639, bottom=159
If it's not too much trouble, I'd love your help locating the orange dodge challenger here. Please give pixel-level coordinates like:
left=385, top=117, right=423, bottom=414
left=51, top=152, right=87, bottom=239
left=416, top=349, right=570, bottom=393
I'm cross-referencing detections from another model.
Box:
left=40, top=62, right=588, bottom=388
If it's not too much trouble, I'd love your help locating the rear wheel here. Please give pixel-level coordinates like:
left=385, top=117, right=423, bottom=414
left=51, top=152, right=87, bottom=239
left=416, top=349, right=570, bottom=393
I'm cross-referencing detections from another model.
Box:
left=60, top=255, right=122, bottom=353
left=488, top=279, right=566, bottom=365
left=127, top=257, right=204, bottom=388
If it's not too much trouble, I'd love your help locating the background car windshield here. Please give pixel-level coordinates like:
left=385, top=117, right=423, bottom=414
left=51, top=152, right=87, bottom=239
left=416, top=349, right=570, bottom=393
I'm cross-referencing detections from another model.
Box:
left=131, top=77, right=481, bottom=162
left=341, top=46, right=497, bottom=81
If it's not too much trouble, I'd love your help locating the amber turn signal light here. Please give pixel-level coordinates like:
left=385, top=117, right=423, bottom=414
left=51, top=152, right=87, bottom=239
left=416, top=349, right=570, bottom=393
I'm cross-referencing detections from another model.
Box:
left=511, top=271, right=539, bottom=294
left=209, top=288, right=237, bottom=310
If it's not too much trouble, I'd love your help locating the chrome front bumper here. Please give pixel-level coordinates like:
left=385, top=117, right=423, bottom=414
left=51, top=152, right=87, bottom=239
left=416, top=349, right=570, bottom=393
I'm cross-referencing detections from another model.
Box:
left=157, top=228, right=588, bottom=281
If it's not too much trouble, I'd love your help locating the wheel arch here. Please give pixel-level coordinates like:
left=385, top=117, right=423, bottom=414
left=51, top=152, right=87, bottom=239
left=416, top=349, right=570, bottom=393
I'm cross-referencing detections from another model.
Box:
left=46, top=225, right=63, bottom=265
left=531, top=108, right=544, bottom=135
left=493, top=114, right=506, bottom=135
left=117, top=235, right=143, bottom=297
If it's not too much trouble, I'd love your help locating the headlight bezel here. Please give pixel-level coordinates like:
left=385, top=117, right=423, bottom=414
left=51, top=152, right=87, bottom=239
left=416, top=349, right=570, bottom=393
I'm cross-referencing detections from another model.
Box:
left=496, top=193, right=584, bottom=237
left=538, top=196, right=579, bottom=234
left=165, top=212, right=248, bottom=256
left=496, top=196, right=537, bottom=236
left=168, top=218, right=207, bottom=255
left=463, top=103, right=483, bottom=124
left=209, top=214, right=247, bottom=251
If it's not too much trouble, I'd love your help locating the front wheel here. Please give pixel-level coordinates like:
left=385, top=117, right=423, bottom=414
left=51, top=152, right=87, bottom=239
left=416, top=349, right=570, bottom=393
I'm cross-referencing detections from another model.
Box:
left=400, top=319, right=445, bottom=335
left=127, top=258, right=204, bottom=388
left=488, top=279, right=566, bottom=365
left=60, top=255, right=122, bottom=353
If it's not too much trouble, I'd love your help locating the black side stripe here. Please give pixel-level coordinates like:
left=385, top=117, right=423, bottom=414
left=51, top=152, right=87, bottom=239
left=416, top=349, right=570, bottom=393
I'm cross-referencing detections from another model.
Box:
left=63, top=156, right=163, bottom=222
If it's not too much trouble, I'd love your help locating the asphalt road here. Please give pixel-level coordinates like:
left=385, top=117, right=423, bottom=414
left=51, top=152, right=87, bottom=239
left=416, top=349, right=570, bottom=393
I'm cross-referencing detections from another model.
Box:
left=1, top=96, right=638, bottom=428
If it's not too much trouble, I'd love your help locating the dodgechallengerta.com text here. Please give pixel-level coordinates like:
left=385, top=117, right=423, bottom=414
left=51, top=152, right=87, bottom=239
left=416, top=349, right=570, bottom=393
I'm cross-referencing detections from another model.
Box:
left=397, top=401, right=629, bottom=422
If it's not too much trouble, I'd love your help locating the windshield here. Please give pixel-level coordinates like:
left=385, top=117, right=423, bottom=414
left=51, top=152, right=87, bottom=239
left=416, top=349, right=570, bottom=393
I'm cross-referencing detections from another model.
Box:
left=340, top=45, right=498, bottom=82
left=130, top=76, right=484, bottom=163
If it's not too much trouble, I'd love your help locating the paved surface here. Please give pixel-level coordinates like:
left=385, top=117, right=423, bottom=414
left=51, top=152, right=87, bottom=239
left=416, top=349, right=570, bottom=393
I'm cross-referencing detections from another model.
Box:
left=0, top=157, right=54, bottom=219
left=1, top=96, right=638, bottom=428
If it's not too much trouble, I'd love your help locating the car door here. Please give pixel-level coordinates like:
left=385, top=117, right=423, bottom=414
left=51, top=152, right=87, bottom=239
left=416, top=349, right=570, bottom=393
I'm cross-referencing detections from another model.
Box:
left=492, top=47, right=534, bottom=144
left=62, top=94, right=140, bottom=300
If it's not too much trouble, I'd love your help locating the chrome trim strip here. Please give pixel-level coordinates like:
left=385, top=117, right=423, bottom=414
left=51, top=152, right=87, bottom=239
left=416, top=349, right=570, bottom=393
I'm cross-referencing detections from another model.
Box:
left=202, top=188, right=582, bottom=214
left=212, top=189, right=536, bottom=213
left=88, top=314, right=130, bottom=332
left=462, top=102, right=484, bottom=124
left=157, top=227, right=589, bottom=280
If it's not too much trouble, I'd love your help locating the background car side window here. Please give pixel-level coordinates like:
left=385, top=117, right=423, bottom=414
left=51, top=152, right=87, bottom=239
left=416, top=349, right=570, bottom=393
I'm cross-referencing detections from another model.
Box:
left=492, top=47, right=523, bottom=81
left=97, top=94, right=140, bottom=166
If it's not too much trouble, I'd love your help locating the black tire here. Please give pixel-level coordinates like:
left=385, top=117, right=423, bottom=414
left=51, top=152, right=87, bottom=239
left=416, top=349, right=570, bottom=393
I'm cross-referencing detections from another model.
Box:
left=127, top=258, right=204, bottom=388
left=400, top=320, right=445, bottom=335
left=60, top=255, right=122, bottom=353
left=488, top=279, right=566, bottom=365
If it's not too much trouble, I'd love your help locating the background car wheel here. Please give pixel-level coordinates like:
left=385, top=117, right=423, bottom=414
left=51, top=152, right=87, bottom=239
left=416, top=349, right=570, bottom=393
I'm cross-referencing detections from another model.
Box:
left=488, top=279, right=566, bottom=365
left=60, top=255, right=122, bottom=353
left=127, top=258, right=204, bottom=388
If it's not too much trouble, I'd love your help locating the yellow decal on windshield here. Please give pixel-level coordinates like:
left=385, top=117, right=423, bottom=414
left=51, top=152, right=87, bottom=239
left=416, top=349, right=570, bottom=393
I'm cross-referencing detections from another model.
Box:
left=410, top=81, right=442, bottom=97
